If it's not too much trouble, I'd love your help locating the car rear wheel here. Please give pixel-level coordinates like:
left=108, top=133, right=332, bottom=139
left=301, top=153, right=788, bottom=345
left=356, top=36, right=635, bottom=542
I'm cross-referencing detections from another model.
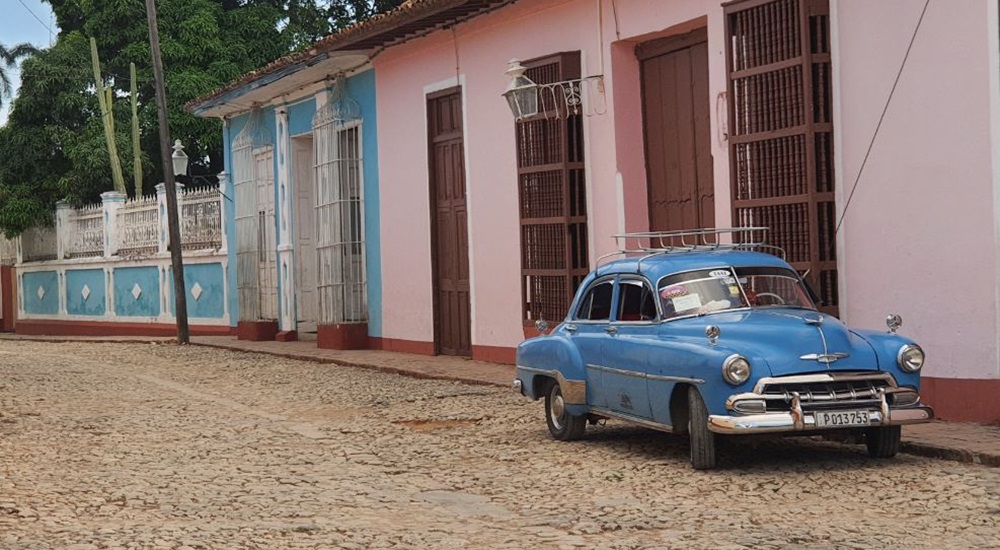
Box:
left=545, top=382, right=586, bottom=441
left=865, top=425, right=901, bottom=458
left=688, top=387, right=718, bottom=470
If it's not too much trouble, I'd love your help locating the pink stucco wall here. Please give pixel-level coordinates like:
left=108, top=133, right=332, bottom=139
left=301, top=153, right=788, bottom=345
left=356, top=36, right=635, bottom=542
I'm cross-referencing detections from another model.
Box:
left=375, top=0, right=732, bottom=350
left=834, top=0, right=999, bottom=380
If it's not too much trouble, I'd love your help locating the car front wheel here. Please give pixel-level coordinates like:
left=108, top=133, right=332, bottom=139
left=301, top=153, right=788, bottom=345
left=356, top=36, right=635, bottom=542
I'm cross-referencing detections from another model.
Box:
left=545, top=382, right=586, bottom=441
left=865, top=425, right=901, bottom=458
left=688, top=387, right=718, bottom=470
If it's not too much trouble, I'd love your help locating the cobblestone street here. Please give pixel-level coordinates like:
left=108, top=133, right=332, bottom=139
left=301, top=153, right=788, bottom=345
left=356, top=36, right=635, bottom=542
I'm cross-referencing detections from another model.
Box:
left=1, top=340, right=998, bottom=549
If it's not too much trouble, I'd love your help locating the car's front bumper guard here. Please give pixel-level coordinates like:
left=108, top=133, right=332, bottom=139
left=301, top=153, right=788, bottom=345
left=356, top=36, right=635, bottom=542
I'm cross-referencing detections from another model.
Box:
left=708, top=388, right=934, bottom=434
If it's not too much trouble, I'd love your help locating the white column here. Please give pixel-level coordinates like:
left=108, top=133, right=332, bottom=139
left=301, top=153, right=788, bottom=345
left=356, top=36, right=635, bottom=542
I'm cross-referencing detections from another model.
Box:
left=100, top=191, right=126, bottom=258
left=55, top=200, right=72, bottom=260
left=275, top=107, right=296, bottom=332
left=217, top=171, right=229, bottom=254
left=156, top=182, right=185, bottom=255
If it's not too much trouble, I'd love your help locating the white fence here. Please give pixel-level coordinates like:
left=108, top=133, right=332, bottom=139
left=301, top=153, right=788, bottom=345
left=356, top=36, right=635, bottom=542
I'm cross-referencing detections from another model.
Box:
left=17, top=179, right=228, bottom=264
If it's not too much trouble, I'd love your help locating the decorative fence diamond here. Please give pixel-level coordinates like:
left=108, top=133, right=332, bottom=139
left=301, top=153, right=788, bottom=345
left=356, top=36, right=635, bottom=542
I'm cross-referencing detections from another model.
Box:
left=81, top=284, right=91, bottom=301
left=131, top=283, right=143, bottom=300
left=36, top=286, right=45, bottom=300
left=191, top=282, right=203, bottom=301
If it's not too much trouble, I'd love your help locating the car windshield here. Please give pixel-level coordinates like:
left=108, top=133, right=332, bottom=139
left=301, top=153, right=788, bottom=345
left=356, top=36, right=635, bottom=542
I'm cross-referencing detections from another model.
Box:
left=658, top=266, right=815, bottom=319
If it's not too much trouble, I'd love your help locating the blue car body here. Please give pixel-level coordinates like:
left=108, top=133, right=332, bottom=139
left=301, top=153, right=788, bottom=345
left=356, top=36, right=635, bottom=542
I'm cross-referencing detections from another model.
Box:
left=514, top=249, right=933, bottom=465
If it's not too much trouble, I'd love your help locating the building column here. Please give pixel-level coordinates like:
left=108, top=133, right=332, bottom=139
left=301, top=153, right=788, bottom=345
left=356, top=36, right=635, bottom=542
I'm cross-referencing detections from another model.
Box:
left=274, top=106, right=296, bottom=336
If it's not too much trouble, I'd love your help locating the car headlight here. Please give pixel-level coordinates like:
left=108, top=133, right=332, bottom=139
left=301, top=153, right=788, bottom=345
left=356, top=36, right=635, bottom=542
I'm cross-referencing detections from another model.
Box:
left=898, top=344, right=925, bottom=372
left=722, top=354, right=751, bottom=385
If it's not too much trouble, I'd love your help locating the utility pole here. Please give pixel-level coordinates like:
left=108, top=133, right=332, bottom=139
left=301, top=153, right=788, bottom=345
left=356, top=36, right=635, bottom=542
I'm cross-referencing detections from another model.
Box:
left=144, top=0, right=190, bottom=344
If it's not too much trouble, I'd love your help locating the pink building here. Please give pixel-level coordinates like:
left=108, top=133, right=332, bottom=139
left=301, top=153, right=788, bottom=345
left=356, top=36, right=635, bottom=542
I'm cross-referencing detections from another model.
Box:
left=364, top=0, right=999, bottom=423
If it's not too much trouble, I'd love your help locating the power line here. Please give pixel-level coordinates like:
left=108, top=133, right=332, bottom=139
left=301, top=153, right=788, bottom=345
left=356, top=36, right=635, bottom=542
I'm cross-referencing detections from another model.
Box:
left=833, top=0, right=930, bottom=239
left=14, top=0, right=54, bottom=42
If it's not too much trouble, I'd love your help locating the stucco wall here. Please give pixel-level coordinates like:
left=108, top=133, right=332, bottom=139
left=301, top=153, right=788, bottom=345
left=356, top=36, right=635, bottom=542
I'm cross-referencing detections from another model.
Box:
left=374, top=0, right=731, bottom=349
left=834, top=0, right=999, bottom=380
left=223, top=69, right=383, bottom=336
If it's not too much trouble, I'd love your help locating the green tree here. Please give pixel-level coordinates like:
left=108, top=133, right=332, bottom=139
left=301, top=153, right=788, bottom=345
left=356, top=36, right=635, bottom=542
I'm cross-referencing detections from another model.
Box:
left=0, top=42, right=40, bottom=111
left=0, top=0, right=403, bottom=237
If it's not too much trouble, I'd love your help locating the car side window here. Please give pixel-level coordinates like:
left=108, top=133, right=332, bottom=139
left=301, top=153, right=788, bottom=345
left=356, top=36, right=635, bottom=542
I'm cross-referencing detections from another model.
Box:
left=576, top=280, right=614, bottom=321
left=618, top=280, right=657, bottom=322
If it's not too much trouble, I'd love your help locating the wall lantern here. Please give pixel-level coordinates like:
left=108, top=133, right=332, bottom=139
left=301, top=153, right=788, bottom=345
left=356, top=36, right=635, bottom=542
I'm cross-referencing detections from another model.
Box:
left=502, top=59, right=539, bottom=121
left=502, top=58, right=607, bottom=121
left=171, top=139, right=189, bottom=176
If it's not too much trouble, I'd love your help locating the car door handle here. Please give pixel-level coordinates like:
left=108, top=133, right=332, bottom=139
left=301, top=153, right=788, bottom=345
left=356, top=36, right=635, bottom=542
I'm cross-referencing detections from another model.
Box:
left=565, top=323, right=577, bottom=332
left=605, top=326, right=618, bottom=335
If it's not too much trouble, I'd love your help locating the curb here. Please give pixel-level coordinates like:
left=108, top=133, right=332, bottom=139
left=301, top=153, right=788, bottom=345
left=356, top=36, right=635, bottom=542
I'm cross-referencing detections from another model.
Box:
left=901, top=441, right=1000, bottom=468
left=190, top=341, right=507, bottom=389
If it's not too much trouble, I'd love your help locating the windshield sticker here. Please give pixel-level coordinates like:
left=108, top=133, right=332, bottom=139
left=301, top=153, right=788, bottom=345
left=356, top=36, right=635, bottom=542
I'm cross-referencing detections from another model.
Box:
left=728, top=285, right=741, bottom=296
left=723, top=277, right=736, bottom=285
left=709, top=270, right=730, bottom=278
left=661, top=285, right=687, bottom=299
left=672, top=293, right=702, bottom=312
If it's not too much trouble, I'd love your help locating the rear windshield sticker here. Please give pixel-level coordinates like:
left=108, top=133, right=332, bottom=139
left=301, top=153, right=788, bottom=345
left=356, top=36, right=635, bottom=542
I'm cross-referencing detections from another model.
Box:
left=661, top=285, right=686, bottom=299
left=672, top=293, right=702, bottom=312
left=709, top=270, right=730, bottom=278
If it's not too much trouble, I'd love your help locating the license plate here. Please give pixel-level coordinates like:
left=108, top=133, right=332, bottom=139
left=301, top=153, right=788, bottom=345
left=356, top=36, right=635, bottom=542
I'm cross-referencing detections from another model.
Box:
left=814, top=409, right=871, bottom=428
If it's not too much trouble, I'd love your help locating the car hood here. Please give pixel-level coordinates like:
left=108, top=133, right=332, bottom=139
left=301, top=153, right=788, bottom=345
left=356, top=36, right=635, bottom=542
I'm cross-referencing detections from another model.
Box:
left=663, top=308, right=880, bottom=376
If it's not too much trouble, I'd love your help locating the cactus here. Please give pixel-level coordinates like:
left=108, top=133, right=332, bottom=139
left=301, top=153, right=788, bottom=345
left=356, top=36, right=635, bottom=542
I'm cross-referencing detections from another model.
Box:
left=89, top=37, right=126, bottom=194
left=131, top=62, right=142, bottom=197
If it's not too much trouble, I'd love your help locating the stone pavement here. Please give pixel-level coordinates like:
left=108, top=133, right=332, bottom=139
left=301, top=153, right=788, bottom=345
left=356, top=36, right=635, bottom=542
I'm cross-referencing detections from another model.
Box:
left=2, top=339, right=998, bottom=549
left=2, top=333, right=998, bottom=467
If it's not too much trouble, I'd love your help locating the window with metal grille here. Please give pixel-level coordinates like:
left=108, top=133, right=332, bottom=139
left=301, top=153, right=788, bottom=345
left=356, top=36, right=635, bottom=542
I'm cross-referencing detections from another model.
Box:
left=517, top=52, right=589, bottom=324
left=253, top=148, right=279, bottom=321
left=314, top=121, right=366, bottom=324
left=725, top=0, right=838, bottom=316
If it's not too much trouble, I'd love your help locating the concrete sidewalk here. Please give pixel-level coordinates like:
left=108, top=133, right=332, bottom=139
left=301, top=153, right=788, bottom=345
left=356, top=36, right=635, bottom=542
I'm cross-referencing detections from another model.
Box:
left=3, top=333, right=997, bottom=467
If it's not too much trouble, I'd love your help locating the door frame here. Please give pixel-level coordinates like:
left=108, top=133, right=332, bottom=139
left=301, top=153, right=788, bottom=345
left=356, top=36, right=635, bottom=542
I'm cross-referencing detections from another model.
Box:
left=426, top=85, right=472, bottom=356
left=291, top=133, right=317, bottom=335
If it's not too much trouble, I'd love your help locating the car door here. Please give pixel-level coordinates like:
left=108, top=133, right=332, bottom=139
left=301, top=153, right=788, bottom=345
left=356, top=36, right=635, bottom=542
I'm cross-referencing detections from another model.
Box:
left=601, top=277, right=656, bottom=419
left=566, top=278, right=614, bottom=409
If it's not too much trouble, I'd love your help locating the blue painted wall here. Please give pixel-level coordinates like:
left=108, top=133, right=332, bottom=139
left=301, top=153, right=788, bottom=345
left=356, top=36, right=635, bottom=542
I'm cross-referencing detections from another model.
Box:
left=66, top=269, right=106, bottom=316
left=350, top=69, right=383, bottom=337
left=22, top=271, right=59, bottom=315
left=222, top=68, right=382, bottom=337
left=288, top=99, right=315, bottom=136
left=167, top=263, right=226, bottom=318
left=113, top=266, right=160, bottom=317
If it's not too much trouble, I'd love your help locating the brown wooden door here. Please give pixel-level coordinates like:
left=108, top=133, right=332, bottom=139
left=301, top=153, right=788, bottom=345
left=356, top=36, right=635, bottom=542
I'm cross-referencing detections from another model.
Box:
left=639, top=29, right=714, bottom=232
left=428, top=89, right=471, bottom=356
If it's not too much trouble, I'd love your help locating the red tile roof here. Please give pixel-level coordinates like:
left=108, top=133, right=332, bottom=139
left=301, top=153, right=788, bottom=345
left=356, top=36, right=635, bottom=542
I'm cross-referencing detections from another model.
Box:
left=187, top=0, right=516, bottom=112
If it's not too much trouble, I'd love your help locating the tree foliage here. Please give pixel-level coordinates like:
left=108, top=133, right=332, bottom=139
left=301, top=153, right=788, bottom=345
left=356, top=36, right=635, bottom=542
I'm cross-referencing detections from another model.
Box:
left=0, top=0, right=402, bottom=236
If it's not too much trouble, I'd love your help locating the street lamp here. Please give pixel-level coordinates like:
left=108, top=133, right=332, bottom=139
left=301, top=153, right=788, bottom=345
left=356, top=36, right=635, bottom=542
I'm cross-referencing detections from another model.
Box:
left=171, top=139, right=189, bottom=177
left=502, top=59, right=539, bottom=121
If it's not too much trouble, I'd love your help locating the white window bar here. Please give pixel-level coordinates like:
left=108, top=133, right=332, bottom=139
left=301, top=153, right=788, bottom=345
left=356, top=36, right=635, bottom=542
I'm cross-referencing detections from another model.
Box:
left=314, top=117, right=366, bottom=325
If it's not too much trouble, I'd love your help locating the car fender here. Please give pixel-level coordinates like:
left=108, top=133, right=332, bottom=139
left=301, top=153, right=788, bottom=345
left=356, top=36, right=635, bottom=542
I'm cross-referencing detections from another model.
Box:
left=515, top=329, right=587, bottom=402
left=851, top=329, right=923, bottom=389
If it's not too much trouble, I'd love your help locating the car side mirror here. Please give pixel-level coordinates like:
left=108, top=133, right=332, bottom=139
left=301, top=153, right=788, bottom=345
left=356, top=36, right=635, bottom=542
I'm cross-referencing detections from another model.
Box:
left=535, top=319, right=549, bottom=333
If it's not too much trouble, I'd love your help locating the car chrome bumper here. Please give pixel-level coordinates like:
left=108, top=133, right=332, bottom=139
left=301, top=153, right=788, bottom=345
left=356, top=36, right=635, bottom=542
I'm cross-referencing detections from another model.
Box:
left=708, top=405, right=934, bottom=434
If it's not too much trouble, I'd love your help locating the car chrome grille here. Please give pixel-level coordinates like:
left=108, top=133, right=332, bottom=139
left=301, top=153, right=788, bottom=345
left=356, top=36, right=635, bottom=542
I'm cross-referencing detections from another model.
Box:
left=758, top=376, right=895, bottom=412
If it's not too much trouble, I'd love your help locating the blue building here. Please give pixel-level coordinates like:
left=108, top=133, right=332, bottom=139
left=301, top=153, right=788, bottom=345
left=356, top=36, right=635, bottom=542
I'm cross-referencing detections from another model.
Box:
left=190, top=55, right=381, bottom=348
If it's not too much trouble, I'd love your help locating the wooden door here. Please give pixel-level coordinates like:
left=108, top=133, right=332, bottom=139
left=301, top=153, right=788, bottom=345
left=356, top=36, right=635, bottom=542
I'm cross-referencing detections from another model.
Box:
left=428, top=89, right=471, bottom=356
left=639, top=29, right=715, bottom=232
left=293, top=136, right=317, bottom=335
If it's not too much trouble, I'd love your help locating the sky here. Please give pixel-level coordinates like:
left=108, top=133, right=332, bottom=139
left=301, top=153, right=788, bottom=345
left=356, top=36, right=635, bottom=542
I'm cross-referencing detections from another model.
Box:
left=1, top=0, right=56, bottom=125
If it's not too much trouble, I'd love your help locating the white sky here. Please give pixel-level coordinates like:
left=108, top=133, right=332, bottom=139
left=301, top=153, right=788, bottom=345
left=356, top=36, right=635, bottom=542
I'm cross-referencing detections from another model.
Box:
left=1, top=0, right=56, bottom=125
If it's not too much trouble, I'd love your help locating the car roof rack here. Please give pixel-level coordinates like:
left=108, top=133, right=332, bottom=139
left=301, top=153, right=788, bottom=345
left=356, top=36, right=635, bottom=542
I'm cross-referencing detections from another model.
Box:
left=596, top=227, right=786, bottom=269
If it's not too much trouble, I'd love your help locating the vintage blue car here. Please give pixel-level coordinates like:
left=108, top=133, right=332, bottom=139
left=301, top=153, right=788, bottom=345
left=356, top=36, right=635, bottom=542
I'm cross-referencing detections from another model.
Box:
left=513, top=229, right=934, bottom=469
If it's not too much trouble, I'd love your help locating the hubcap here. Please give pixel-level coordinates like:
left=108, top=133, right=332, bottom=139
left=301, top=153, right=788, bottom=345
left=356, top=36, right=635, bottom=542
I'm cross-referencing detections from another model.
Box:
left=550, top=388, right=565, bottom=429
